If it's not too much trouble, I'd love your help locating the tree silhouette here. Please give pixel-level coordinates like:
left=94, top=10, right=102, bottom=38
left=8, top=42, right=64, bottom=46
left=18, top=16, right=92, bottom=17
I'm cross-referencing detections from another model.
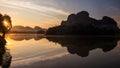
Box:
left=0, top=13, right=12, bottom=38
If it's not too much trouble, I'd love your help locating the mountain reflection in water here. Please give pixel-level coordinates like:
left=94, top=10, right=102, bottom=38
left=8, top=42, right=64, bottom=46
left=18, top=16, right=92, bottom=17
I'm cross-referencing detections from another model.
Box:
left=4, top=34, right=120, bottom=68
left=46, top=36, right=118, bottom=57
left=7, top=34, right=44, bottom=41
left=7, top=34, right=119, bottom=57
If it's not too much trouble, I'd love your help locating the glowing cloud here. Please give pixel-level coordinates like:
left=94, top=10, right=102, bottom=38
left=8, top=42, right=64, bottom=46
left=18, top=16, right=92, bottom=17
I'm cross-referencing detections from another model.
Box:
left=0, top=0, right=69, bottom=16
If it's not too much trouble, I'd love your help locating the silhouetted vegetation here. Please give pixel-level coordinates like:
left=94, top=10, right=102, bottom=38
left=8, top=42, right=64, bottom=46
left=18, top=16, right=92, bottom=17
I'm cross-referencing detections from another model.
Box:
left=46, top=37, right=118, bottom=57
left=0, top=13, right=12, bottom=37
left=37, top=30, right=45, bottom=34
left=46, top=11, right=119, bottom=35
left=0, top=13, right=12, bottom=68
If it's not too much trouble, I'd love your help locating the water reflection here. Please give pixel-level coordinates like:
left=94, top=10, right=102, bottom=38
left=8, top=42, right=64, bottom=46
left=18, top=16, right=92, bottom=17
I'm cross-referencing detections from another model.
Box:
left=7, top=34, right=44, bottom=41
left=7, top=34, right=119, bottom=58
left=0, top=36, right=12, bottom=68
left=5, top=34, right=120, bottom=68
left=46, top=36, right=118, bottom=57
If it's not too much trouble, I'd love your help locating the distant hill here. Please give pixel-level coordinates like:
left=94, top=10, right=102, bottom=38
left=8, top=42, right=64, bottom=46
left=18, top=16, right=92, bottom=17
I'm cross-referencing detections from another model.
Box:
left=10, top=26, right=45, bottom=34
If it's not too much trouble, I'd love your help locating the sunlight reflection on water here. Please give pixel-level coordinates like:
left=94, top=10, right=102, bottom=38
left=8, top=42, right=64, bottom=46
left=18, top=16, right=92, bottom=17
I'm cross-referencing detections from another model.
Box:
left=3, top=34, right=120, bottom=68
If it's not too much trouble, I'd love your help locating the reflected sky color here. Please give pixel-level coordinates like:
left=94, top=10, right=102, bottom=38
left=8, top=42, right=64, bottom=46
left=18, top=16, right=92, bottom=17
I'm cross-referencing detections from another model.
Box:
left=3, top=34, right=120, bottom=68
left=5, top=34, right=68, bottom=67
left=0, top=0, right=120, bottom=28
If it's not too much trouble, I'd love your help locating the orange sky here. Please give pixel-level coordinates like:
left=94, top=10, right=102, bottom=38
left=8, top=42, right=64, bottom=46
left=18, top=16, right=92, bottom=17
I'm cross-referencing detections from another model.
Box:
left=0, top=0, right=120, bottom=28
left=0, top=0, right=69, bottom=28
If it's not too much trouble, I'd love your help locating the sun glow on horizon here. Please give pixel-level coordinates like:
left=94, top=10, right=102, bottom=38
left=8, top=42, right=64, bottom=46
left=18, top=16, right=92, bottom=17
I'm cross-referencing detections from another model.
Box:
left=0, top=0, right=69, bottom=29
left=0, top=0, right=120, bottom=28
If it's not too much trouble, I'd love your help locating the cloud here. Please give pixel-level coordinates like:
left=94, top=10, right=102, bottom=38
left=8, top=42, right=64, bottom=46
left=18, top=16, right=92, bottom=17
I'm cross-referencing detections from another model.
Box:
left=0, top=0, right=69, bottom=16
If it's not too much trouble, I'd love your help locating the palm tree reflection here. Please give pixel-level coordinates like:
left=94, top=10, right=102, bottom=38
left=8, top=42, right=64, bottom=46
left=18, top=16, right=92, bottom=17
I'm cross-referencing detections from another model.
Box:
left=0, top=36, right=12, bottom=68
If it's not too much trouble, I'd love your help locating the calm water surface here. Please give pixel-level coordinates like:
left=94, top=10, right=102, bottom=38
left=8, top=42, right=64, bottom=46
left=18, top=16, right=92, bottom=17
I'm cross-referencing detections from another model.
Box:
left=2, top=34, right=120, bottom=68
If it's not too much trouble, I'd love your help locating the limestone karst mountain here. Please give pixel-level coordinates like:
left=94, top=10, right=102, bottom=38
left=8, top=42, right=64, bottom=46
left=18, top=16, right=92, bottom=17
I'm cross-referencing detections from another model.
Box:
left=46, top=11, right=119, bottom=35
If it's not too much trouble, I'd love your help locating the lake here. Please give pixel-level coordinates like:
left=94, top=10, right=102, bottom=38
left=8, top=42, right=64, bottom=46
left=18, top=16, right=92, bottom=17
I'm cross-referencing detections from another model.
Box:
left=1, top=34, right=120, bottom=68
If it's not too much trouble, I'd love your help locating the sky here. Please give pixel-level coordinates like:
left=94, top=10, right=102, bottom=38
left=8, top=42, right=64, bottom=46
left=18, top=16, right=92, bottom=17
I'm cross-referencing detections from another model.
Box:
left=0, top=0, right=120, bottom=28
